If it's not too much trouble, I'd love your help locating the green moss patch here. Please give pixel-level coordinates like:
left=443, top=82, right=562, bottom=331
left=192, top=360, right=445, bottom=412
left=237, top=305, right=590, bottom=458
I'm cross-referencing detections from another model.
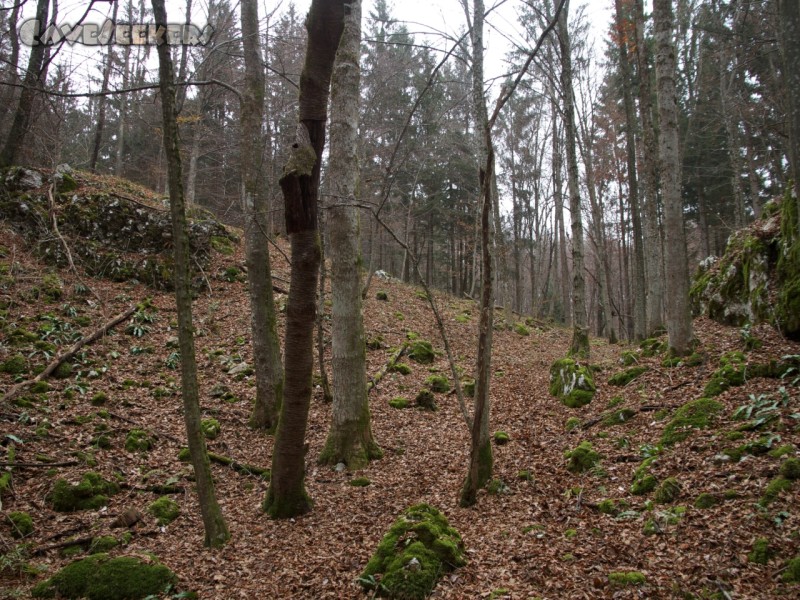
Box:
left=201, top=418, right=221, bottom=440
left=704, top=351, right=747, bottom=396
left=7, top=511, right=33, bottom=538
left=661, top=398, right=723, bottom=446
left=148, top=496, right=180, bottom=526
left=47, top=472, right=120, bottom=512
left=631, top=458, right=658, bottom=496
left=783, top=556, right=800, bottom=583
left=759, top=477, right=793, bottom=507
left=0, top=353, right=27, bottom=375
left=608, top=571, right=646, bottom=586
left=424, top=374, right=450, bottom=393
left=88, top=536, right=118, bottom=554
left=640, top=337, right=666, bottom=357
left=549, top=358, right=596, bottom=408
left=31, top=553, right=177, bottom=599
left=415, top=389, right=437, bottom=411
left=124, top=429, right=153, bottom=452
left=513, top=323, right=530, bottom=336
left=389, top=397, right=409, bottom=409
left=694, top=493, right=718, bottom=509
left=654, top=477, right=681, bottom=504
left=748, top=538, right=772, bottom=565
left=359, top=504, right=465, bottom=600
left=408, top=340, right=435, bottom=364
left=602, top=409, right=636, bottom=426
left=780, top=457, right=800, bottom=480
left=564, top=441, right=602, bottom=473
left=493, top=431, right=510, bottom=445
left=349, top=477, right=371, bottom=487
left=391, top=362, right=411, bottom=375
left=608, top=366, right=648, bottom=386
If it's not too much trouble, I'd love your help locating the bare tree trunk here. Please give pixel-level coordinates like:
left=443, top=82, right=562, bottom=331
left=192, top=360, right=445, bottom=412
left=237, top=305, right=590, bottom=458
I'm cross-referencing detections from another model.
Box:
left=0, top=0, right=49, bottom=168
left=460, top=0, right=494, bottom=508
left=151, top=0, right=229, bottom=548
left=558, top=0, right=589, bottom=358
left=319, top=0, right=381, bottom=469
left=264, top=0, right=345, bottom=519
left=89, top=1, right=119, bottom=172
left=115, top=2, right=132, bottom=177
left=241, top=0, right=284, bottom=431
left=778, top=0, right=800, bottom=210
left=633, top=0, right=664, bottom=335
left=614, top=0, right=647, bottom=342
left=551, top=107, right=571, bottom=324
left=654, top=0, right=693, bottom=355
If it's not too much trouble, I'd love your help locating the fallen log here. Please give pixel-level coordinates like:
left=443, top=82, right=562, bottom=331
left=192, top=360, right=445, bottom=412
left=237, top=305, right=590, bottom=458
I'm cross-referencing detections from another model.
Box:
left=366, top=343, right=408, bottom=394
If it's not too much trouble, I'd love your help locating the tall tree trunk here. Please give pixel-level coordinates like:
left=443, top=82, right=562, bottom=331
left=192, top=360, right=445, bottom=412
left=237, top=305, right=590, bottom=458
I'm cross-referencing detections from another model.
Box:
left=633, top=0, right=664, bottom=335
left=151, top=0, right=229, bottom=548
left=115, top=3, right=132, bottom=177
left=558, top=0, right=589, bottom=358
left=551, top=108, right=570, bottom=324
left=264, top=0, right=345, bottom=519
left=614, top=0, right=647, bottom=342
left=778, top=0, right=800, bottom=209
left=654, top=0, right=693, bottom=355
left=241, top=0, right=284, bottom=431
left=89, top=1, right=119, bottom=172
left=319, top=0, right=381, bottom=469
left=460, top=0, right=494, bottom=508
left=0, top=0, right=49, bottom=168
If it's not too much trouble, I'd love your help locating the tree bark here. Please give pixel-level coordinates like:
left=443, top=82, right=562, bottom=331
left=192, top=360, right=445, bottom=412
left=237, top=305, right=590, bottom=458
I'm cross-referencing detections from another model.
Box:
left=89, top=0, right=119, bottom=173
left=654, top=0, right=693, bottom=355
left=241, top=0, right=284, bottom=431
left=0, top=0, right=49, bottom=168
left=151, top=0, right=229, bottom=548
left=558, top=0, right=590, bottom=358
left=778, top=0, right=800, bottom=210
left=460, top=0, right=494, bottom=508
left=264, top=0, right=345, bottom=519
left=319, top=0, right=381, bottom=470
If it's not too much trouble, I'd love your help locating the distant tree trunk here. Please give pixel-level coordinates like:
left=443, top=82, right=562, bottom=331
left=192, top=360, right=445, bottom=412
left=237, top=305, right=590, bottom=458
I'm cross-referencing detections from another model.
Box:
left=241, top=0, right=284, bottom=431
left=614, top=0, right=647, bottom=342
left=151, top=0, right=229, bottom=548
left=633, top=0, right=664, bottom=335
left=89, top=1, right=119, bottom=172
left=319, top=0, right=381, bottom=469
left=316, top=234, right=332, bottom=403
left=0, top=0, right=49, bottom=168
left=654, top=0, right=693, bottom=355
left=778, top=0, right=800, bottom=209
left=551, top=107, right=570, bottom=324
left=460, top=0, right=494, bottom=508
left=558, top=0, right=589, bottom=358
left=264, top=0, right=344, bottom=519
left=115, top=10, right=132, bottom=177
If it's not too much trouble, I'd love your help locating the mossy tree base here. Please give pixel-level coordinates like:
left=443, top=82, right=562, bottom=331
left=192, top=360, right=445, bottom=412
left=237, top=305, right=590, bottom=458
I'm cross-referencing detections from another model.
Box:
left=263, top=484, right=313, bottom=520
left=318, top=423, right=383, bottom=471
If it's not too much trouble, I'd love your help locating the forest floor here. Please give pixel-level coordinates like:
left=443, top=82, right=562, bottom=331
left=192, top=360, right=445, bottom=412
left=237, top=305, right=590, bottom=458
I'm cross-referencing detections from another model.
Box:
left=1, top=218, right=799, bottom=599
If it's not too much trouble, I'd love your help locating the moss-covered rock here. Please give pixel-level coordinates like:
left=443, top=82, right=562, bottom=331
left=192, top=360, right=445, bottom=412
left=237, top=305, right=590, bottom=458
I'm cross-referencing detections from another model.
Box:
left=0, top=353, right=27, bottom=375
left=124, top=429, right=153, bottom=452
left=608, top=366, right=648, bottom=386
left=7, top=511, right=33, bottom=538
left=359, top=504, right=465, bottom=600
left=608, top=571, right=646, bottom=586
left=694, top=493, right=718, bottom=509
left=549, top=358, right=596, bottom=408
left=389, top=397, right=409, bottom=409
left=654, top=477, right=681, bottom=504
left=349, top=477, right=371, bottom=487
left=424, top=374, right=450, bottom=393
left=493, top=431, right=510, bottom=445
left=408, top=340, right=435, bottom=364
left=148, top=496, right=180, bottom=526
left=376, top=291, right=389, bottom=301
left=392, top=362, right=412, bottom=375
left=564, top=441, right=602, bottom=473
left=30, top=553, right=177, bottom=599
left=415, top=389, right=437, bottom=411
left=88, top=536, right=118, bottom=554
left=48, top=472, right=120, bottom=512
left=631, top=458, right=658, bottom=495
left=640, top=337, right=666, bottom=357
left=759, top=477, right=793, bottom=507
left=200, top=418, right=221, bottom=440
left=704, top=351, right=747, bottom=396
left=661, top=398, right=723, bottom=446
left=602, top=408, right=636, bottom=426
left=779, top=457, right=800, bottom=480
left=748, top=537, right=772, bottom=565
left=783, top=556, right=800, bottom=583
left=513, top=323, right=530, bottom=336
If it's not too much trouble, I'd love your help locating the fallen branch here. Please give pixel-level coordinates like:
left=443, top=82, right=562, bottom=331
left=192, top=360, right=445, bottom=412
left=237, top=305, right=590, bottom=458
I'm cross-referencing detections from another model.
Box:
left=33, top=535, right=94, bottom=556
left=207, top=452, right=270, bottom=478
left=367, top=344, right=408, bottom=394
left=0, top=461, right=78, bottom=468
left=581, top=405, right=670, bottom=430
left=1, top=304, right=137, bottom=404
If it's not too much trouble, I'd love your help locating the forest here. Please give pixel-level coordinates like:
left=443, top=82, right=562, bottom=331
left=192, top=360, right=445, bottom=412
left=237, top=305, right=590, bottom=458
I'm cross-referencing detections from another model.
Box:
left=1, top=0, right=800, bottom=598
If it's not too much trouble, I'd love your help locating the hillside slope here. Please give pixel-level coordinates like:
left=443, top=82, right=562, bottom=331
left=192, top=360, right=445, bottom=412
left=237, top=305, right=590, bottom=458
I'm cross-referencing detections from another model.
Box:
left=1, top=207, right=799, bottom=598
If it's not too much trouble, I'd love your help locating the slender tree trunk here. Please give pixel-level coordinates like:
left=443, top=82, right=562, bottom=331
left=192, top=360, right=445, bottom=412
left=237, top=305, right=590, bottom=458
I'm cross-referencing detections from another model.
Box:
left=634, top=0, right=664, bottom=334
left=241, top=0, right=284, bottom=431
left=461, top=0, right=494, bottom=508
left=0, top=0, right=49, bottom=168
left=264, top=0, right=345, bottom=519
left=319, top=0, right=381, bottom=469
left=778, top=0, right=800, bottom=210
left=151, top=0, right=229, bottom=548
left=654, top=0, right=693, bottom=355
left=614, top=0, right=647, bottom=341
left=558, top=0, right=589, bottom=358
left=551, top=108, right=570, bottom=324
left=316, top=233, right=332, bottom=403
left=89, top=1, right=119, bottom=172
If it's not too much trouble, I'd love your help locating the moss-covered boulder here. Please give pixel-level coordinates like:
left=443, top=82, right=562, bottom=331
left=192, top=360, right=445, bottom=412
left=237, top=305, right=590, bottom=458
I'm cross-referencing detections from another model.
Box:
left=408, top=340, right=435, bottom=364
left=47, top=472, right=120, bottom=512
left=124, top=429, right=153, bottom=452
left=200, top=418, right=221, bottom=440
left=30, top=553, right=177, bottom=599
left=654, top=477, right=681, bottom=504
left=549, top=358, right=596, bottom=408
left=0, top=167, right=237, bottom=290
left=704, top=351, right=747, bottom=397
left=690, top=190, right=800, bottom=339
left=661, top=398, right=723, bottom=446
left=0, top=353, right=27, bottom=375
left=423, top=374, right=450, bottom=393
left=148, top=496, right=180, bottom=526
left=359, top=504, right=465, bottom=599
left=564, top=441, right=602, bottom=473
left=415, top=389, right=437, bottom=411
left=608, top=366, right=648, bottom=387
left=8, top=511, right=33, bottom=538
left=631, top=458, right=658, bottom=495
